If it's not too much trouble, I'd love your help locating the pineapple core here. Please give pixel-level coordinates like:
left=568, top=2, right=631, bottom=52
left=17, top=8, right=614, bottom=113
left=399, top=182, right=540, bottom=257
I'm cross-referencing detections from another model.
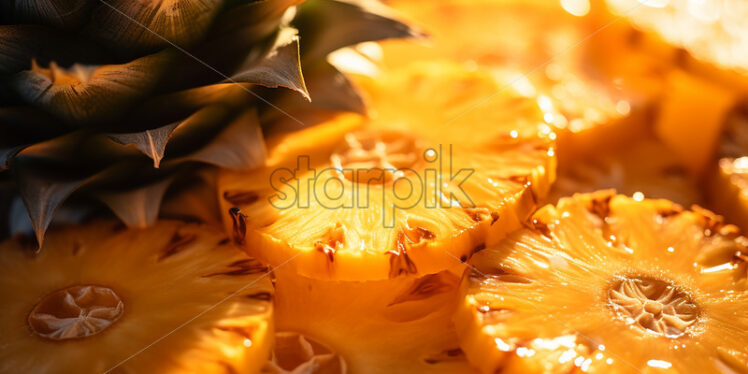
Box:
left=28, top=285, right=124, bottom=340
left=607, top=276, right=698, bottom=338
left=331, top=130, right=421, bottom=184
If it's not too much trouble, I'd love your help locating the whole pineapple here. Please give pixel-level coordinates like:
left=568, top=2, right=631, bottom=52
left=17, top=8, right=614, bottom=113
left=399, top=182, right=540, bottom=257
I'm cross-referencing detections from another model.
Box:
left=0, top=0, right=416, bottom=245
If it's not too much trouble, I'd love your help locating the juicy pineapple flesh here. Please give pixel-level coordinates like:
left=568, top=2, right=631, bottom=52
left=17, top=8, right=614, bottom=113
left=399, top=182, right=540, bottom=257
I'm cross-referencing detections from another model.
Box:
left=219, top=62, right=555, bottom=281
left=549, top=139, right=702, bottom=207
left=272, top=267, right=476, bottom=374
left=380, top=0, right=668, bottom=161
left=457, top=191, right=748, bottom=373
left=0, top=221, right=274, bottom=374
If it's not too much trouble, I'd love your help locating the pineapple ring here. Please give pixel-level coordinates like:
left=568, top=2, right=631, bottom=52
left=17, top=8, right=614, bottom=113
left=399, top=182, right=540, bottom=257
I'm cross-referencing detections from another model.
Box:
left=456, top=191, right=748, bottom=373
left=0, top=221, right=274, bottom=374
left=219, top=62, right=555, bottom=281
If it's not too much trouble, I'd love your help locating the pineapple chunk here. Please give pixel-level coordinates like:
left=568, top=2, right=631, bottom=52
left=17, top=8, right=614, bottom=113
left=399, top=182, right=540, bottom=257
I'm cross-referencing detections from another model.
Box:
left=0, top=221, right=274, bottom=373
left=457, top=191, right=748, bottom=373
left=655, top=69, right=735, bottom=177
left=218, top=62, right=555, bottom=281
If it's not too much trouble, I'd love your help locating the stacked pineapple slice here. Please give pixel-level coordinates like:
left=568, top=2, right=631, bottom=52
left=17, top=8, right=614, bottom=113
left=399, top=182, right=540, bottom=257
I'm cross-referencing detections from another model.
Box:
left=456, top=191, right=748, bottom=373
left=1, top=0, right=748, bottom=372
left=218, top=61, right=555, bottom=280
left=0, top=220, right=274, bottom=373
left=218, top=61, right=556, bottom=371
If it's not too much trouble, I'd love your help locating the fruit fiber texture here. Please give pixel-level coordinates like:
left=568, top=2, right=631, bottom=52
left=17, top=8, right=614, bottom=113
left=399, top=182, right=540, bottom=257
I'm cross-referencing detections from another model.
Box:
left=219, top=61, right=556, bottom=281
left=380, top=0, right=669, bottom=163
left=0, top=220, right=274, bottom=373
left=457, top=191, right=748, bottom=373
left=272, top=267, right=478, bottom=374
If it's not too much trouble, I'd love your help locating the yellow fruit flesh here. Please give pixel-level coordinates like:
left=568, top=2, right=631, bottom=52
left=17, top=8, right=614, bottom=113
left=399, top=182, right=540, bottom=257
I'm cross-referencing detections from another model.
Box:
left=549, top=139, right=703, bottom=207
left=457, top=191, right=748, bottom=373
left=708, top=113, right=748, bottom=233
left=654, top=69, right=735, bottom=177
left=0, top=221, right=274, bottom=374
left=272, top=267, right=477, bottom=374
left=380, top=0, right=667, bottom=162
left=219, top=62, right=555, bottom=281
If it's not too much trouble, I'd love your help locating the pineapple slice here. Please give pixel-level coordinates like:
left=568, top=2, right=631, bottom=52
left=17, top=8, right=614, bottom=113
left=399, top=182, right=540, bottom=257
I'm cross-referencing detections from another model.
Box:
left=456, top=191, right=748, bottom=373
left=379, top=0, right=666, bottom=162
left=219, top=62, right=555, bottom=281
left=549, top=139, right=702, bottom=207
left=0, top=220, right=274, bottom=373
left=271, top=268, right=476, bottom=373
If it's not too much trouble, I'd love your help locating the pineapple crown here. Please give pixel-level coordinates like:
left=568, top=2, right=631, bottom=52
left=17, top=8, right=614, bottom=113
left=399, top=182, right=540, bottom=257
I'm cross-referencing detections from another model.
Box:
left=0, top=0, right=420, bottom=246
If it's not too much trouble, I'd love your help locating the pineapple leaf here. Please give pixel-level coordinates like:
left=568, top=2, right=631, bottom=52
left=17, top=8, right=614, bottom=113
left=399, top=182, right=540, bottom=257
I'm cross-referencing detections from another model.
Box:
left=107, top=122, right=180, bottom=168
left=96, top=176, right=174, bottom=228
left=0, top=148, right=23, bottom=171
left=297, top=61, right=365, bottom=114
left=0, top=107, right=67, bottom=170
left=228, top=27, right=310, bottom=100
left=12, top=157, right=89, bottom=247
left=294, top=0, right=421, bottom=62
left=177, top=109, right=266, bottom=170
left=261, top=61, right=365, bottom=126
left=211, top=0, right=304, bottom=41
left=87, top=0, right=224, bottom=55
left=10, top=51, right=173, bottom=124
left=0, top=25, right=107, bottom=75
left=1, top=0, right=96, bottom=29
